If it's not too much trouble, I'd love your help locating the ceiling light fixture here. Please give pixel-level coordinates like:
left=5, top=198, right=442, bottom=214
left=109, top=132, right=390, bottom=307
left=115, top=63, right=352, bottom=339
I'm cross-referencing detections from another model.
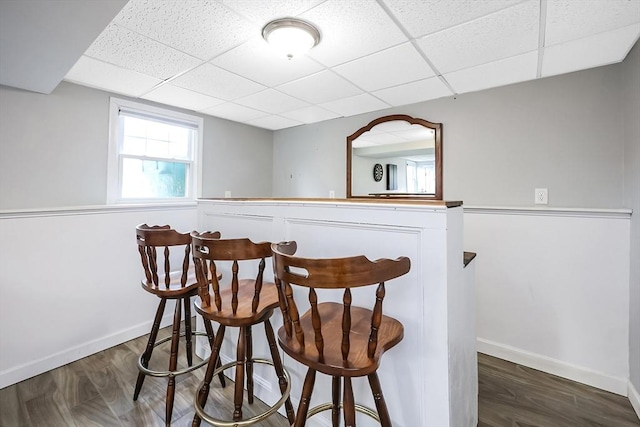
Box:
left=262, top=18, right=321, bottom=60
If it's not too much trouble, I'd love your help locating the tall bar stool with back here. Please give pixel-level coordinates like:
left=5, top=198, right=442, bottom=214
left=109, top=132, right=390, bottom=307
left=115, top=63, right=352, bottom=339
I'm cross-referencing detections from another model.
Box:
left=190, top=232, right=295, bottom=427
left=271, top=241, right=411, bottom=427
left=134, top=224, right=225, bottom=426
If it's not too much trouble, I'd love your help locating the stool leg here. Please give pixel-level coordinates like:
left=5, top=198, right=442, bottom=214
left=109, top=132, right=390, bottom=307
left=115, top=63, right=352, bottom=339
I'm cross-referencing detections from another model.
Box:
left=331, top=376, right=341, bottom=427
left=245, top=326, right=253, bottom=404
left=134, top=298, right=166, bottom=400
left=184, top=297, right=193, bottom=367
left=294, top=368, right=316, bottom=427
left=165, top=298, right=182, bottom=426
left=193, top=324, right=226, bottom=427
left=203, top=319, right=226, bottom=388
left=264, top=319, right=295, bottom=425
left=233, top=326, right=247, bottom=421
left=368, top=372, right=392, bottom=427
left=343, top=377, right=356, bottom=427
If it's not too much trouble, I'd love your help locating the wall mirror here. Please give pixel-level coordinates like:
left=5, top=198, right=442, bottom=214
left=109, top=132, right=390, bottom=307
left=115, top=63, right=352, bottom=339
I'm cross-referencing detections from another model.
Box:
left=347, top=114, right=443, bottom=199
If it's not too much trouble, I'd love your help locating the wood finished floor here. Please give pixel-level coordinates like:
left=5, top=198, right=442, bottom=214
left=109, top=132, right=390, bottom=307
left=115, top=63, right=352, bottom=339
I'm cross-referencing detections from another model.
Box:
left=1, top=323, right=638, bottom=427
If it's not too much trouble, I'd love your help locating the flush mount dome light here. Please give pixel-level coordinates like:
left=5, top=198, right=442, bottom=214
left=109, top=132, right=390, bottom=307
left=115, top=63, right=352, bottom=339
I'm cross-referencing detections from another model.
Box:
left=262, top=18, right=321, bottom=59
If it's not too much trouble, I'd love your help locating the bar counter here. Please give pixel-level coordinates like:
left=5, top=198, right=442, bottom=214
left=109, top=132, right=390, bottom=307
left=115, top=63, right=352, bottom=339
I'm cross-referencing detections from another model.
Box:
left=195, top=198, right=477, bottom=427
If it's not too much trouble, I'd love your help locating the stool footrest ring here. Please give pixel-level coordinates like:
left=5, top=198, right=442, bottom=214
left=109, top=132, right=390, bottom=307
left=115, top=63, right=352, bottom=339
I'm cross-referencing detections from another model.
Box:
left=307, top=402, right=381, bottom=424
left=194, top=358, right=291, bottom=427
left=137, top=331, right=210, bottom=378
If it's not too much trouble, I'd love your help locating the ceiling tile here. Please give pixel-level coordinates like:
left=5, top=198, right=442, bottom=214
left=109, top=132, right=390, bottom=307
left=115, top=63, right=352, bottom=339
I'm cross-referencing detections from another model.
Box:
left=142, top=84, right=225, bottom=112
left=64, top=55, right=161, bottom=97
left=171, top=63, right=266, bottom=101
left=113, top=0, right=255, bottom=60
left=211, top=37, right=324, bottom=87
left=235, top=89, right=310, bottom=114
left=320, top=93, right=390, bottom=117
left=280, top=106, right=341, bottom=124
left=277, top=70, right=362, bottom=104
left=200, top=102, right=269, bottom=122
left=444, top=50, right=538, bottom=94
left=219, top=0, right=325, bottom=24
left=85, top=23, right=202, bottom=80
left=382, top=0, right=525, bottom=38
left=300, top=0, right=408, bottom=67
left=545, top=0, right=640, bottom=46
left=372, top=77, right=453, bottom=106
left=333, top=43, right=435, bottom=92
left=542, top=24, right=640, bottom=78
left=416, top=0, right=539, bottom=73
left=246, top=115, right=303, bottom=130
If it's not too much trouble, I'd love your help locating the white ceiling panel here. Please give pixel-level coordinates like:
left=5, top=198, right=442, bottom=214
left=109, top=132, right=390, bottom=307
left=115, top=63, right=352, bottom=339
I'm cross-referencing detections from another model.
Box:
left=542, top=24, right=640, bottom=78
left=320, top=93, right=391, bottom=117
left=85, top=23, right=202, bottom=80
left=235, top=89, right=310, bottom=115
left=280, top=106, right=341, bottom=124
left=277, top=70, right=363, bottom=104
left=200, top=102, right=270, bottom=122
left=545, top=0, right=640, bottom=46
left=246, top=115, right=303, bottom=130
left=381, top=0, right=526, bottom=38
left=333, top=43, right=436, bottom=92
left=416, top=0, right=539, bottom=73
left=211, top=37, right=324, bottom=87
left=373, top=77, right=453, bottom=106
left=65, top=55, right=161, bottom=97
left=301, top=0, right=408, bottom=67
left=171, top=63, right=266, bottom=101
left=142, top=84, right=225, bottom=112
left=113, top=0, right=255, bottom=60
left=219, top=0, right=325, bottom=24
left=445, top=51, right=538, bottom=94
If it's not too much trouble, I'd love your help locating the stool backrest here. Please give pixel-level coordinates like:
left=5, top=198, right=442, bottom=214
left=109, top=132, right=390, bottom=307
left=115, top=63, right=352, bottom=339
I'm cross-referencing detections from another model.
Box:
left=271, top=241, right=411, bottom=361
left=191, top=232, right=272, bottom=314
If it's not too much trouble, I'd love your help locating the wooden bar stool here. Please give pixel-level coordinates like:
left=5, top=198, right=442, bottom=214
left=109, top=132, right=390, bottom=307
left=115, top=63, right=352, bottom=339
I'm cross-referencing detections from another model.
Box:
left=190, top=232, right=295, bottom=427
left=271, top=241, right=411, bottom=427
left=134, top=224, right=225, bottom=426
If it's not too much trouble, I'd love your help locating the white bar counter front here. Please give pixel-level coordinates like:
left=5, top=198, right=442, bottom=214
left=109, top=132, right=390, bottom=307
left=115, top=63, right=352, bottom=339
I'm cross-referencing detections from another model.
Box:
left=195, top=198, right=477, bottom=427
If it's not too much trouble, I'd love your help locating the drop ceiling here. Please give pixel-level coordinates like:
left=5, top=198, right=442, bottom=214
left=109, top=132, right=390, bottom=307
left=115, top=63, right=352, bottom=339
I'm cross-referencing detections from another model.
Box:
left=3, top=0, right=640, bottom=131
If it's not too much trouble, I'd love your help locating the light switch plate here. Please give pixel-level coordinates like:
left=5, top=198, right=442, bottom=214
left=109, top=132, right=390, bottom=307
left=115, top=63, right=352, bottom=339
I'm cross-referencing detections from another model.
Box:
left=535, top=188, right=548, bottom=204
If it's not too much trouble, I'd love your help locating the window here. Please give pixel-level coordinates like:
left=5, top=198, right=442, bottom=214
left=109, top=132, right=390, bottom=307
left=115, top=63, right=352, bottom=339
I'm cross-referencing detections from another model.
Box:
left=107, top=98, right=202, bottom=203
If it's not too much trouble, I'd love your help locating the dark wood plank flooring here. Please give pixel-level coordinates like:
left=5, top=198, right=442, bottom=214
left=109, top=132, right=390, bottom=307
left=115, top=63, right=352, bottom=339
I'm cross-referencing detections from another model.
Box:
left=1, top=323, right=638, bottom=426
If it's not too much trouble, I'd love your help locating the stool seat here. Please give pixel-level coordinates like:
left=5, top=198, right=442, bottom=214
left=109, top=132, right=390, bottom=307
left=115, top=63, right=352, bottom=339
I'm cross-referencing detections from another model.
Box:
left=194, top=280, right=280, bottom=327
left=278, top=302, right=403, bottom=377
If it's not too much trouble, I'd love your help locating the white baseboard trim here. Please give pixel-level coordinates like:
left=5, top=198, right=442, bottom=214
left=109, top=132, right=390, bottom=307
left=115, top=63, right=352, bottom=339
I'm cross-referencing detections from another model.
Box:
left=629, top=381, right=640, bottom=419
left=0, top=314, right=173, bottom=389
left=477, top=338, right=628, bottom=396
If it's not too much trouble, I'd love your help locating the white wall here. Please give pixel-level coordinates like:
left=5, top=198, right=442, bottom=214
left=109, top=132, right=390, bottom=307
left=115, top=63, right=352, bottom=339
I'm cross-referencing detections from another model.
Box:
left=0, top=205, right=197, bottom=388
left=0, top=81, right=274, bottom=210
left=622, top=41, right=640, bottom=412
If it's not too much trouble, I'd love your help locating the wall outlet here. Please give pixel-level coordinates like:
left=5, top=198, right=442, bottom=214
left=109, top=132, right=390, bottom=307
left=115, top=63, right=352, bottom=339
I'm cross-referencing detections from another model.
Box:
left=329, top=190, right=335, bottom=198
left=224, top=190, right=231, bottom=198
left=535, top=188, right=548, bottom=204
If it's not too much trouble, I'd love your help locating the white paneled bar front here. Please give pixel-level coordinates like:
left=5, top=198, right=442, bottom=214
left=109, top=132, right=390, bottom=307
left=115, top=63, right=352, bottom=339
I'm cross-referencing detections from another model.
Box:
left=195, top=198, right=476, bottom=427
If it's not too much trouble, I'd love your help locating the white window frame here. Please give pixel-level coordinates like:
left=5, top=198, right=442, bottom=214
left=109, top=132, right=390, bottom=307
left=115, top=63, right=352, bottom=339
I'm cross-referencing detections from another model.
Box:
left=107, top=98, right=203, bottom=204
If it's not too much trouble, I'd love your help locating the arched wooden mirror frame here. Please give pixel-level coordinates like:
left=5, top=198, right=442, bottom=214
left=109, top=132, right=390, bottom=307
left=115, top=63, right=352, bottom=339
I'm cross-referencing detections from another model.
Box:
left=346, top=114, right=443, bottom=199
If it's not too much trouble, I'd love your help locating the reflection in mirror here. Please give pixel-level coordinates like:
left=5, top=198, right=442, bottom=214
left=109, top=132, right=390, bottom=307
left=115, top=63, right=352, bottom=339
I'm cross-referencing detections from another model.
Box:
left=347, top=115, right=442, bottom=199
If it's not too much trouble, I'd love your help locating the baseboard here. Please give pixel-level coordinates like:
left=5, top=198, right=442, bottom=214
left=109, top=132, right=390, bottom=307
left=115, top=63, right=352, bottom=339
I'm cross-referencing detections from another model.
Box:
left=477, top=338, right=628, bottom=396
left=0, top=314, right=173, bottom=389
left=629, top=381, right=640, bottom=419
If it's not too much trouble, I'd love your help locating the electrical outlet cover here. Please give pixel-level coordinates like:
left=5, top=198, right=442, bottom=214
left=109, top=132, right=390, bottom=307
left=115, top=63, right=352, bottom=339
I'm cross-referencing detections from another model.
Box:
left=535, top=188, right=548, bottom=204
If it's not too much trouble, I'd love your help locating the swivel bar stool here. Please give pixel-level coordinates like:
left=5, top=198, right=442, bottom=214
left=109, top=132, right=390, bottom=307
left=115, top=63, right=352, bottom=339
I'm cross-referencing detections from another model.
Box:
left=191, top=232, right=295, bottom=427
left=134, top=224, right=225, bottom=426
left=271, top=241, right=411, bottom=427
